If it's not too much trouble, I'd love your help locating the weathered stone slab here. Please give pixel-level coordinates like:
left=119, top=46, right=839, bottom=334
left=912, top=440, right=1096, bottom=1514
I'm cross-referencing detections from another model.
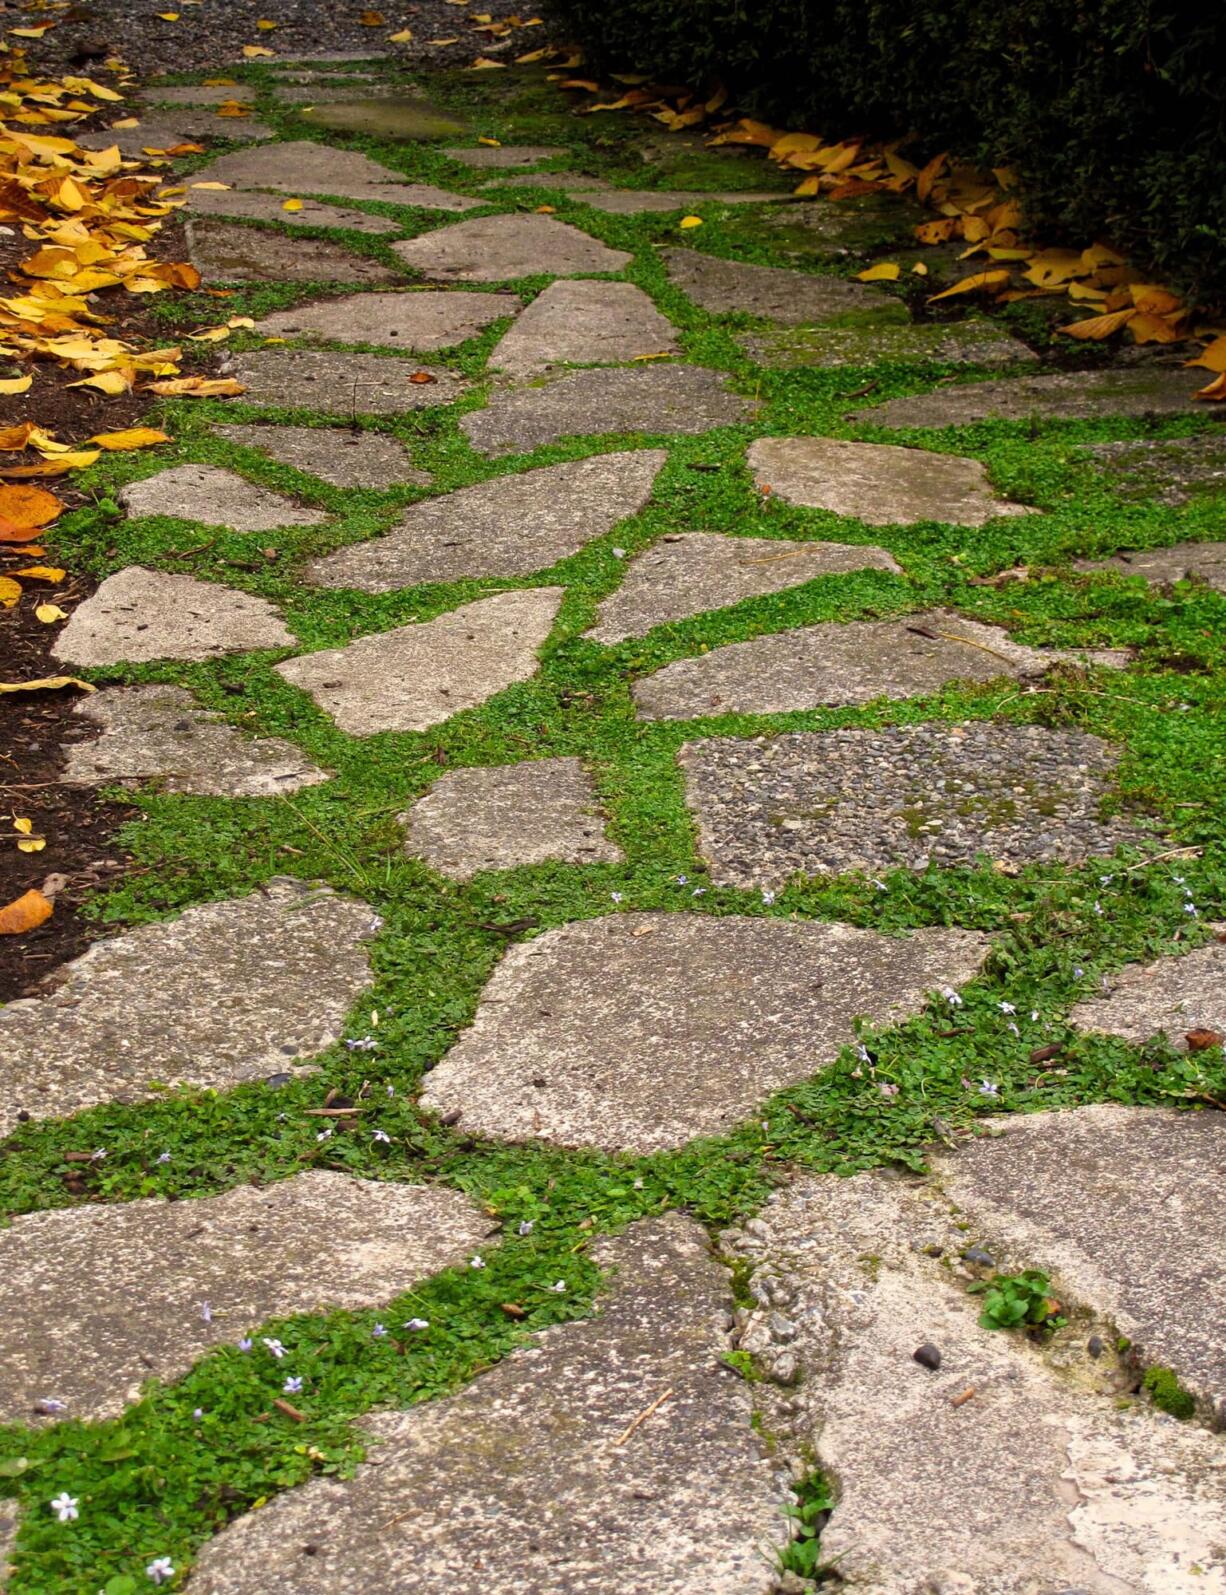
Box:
left=483, top=171, right=613, bottom=192
left=1076, top=539, right=1226, bottom=592
left=222, top=350, right=468, bottom=415
left=271, top=80, right=393, bottom=103
left=62, top=685, right=330, bottom=798
left=308, top=451, right=665, bottom=589
left=1069, top=937, right=1226, bottom=1048
left=463, top=365, right=755, bottom=457
left=184, top=1216, right=787, bottom=1595
left=1076, top=433, right=1226, bottom=506
left=723, top=1171, right=1226, bottom=1595
left=148, top=84, right=255, bottom=106
left=0, top=880, right=376, bottom=1136
left=764, top=193, right=919, bottom=254
left=633, top=608, right=1103, bottom=721
left=680, top=723, right=1145, bottom=887
left=581, top=191, right=787, bottom=215
left=301, top=96, right=468, bottom=141
left=852, top=367, right=1206, bottom=428
left=0, top=1174, right=485, bottom=1425
left=741, top=317, right=1031, bottom=369
left=402, top=758, right=623, bottom=878
left=445, top=143, right=566, bottom=168
left=393, top=213, right=631, bottom=282
left=53, top=567, right=293, bottom=667
left=662, top=247, right=889, bottom=322
left=255, top=289, right=520, bottom=350
left=489, top=280, right=677, bottom=377
left=79, top=113, right=273, bottom=155
left=421, top=914, right=988, bottom=1151
left=747, top=436, right=1032, bottom=527
left=186, top=184, right=400, bottom=235
left=276, top=589, right=563, bottom=735
left=214, top=423, right=429, bottom=488
left=120, top=463, right=328, bottom=531
left=188, top=141, right=478, bottom=211
left=936, top=1104, right=1226, bottom=1419
left=588, top=531, right=900, bottom=644
left=186, top=219, right=400, bottom=285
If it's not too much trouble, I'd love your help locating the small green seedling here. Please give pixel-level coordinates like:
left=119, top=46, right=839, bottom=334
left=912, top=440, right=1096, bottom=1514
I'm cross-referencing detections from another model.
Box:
left=780, top=1471, right=835, bottom=1580
left=969, top=1269, right=1067, bottom=1334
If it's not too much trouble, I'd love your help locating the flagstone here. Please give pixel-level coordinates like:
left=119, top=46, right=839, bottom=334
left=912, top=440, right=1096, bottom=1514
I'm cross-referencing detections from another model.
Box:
left=679, top=722, right=1145, bottom=887
left=402, top=758, right=623, bottom=878
left=185, top=185, right=401, bottom=235
left=214, top=423, right=429, bottom=488
left=741, top=317, right=1031, bottom=369
left=254, top=289, right=520, bottom=350
left=62, top=685, right=330, bottom=798
left=1075, top=539, right=1226, bottom=592
left=587, top=531, right=900, bottom=643
left=445, top=143, right=567, bottom=167
left=747, top=436, right=1032, bottom=527
left=0, top=879, right=377, bottom=1137
left=79, top=113, right=273, bottom=155
left=119, top=463, right=328, bottom=531
left=489, top=280, right=678, bottom=377
left=483, top=170, right=613, bottom=191
left=0, top=1174, right=486, bottom=1426
left=186, top=219, right=401, bottom=285
left=851, top=367, right=1206, bottom=427
left=187, top=141, right=478, bottom=211
left=53, top=567, right=294, bottom=667
left=308, top=450, right=665, bottom=589
left=1076, top=433, right=1226, bottom=506
left=420, top=914, right=989, bottom=1151
left=1068, top=936, right=1226, bottom=1048
left=392, top=212, right=632, bottom=282
left=462, top=365, right=756, bottom=456
left=148, top=84, right=256, bottom=105
left=222, top=350, right=469, bottom=415
left=581, top=190, right=790, bottom=215
left=301, top=96, right=469, bottom=141
left=275, top=588, right=563, bottom=735
left=633, top=608, right=1121, bottom=720
left=183, top=1215, right=787, bottom=1595
left=662, top=247, right=892, bottom=322
left=271, top=80, right=395, bottom=103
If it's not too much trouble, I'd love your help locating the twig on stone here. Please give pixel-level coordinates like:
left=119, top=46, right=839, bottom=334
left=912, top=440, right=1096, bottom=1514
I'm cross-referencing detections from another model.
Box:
left=613, top=1387, right=675, bottom=1446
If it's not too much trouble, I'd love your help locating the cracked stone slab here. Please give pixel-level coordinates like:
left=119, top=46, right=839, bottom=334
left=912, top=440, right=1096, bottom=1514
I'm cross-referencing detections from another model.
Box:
left=421, top=914, right=988, bottom=1151
left=1068, top=936, right=1226, bottom=1049
left=309, top=450, right=665, bottom=589
left=679, top=722, right=1148, bottom=887
left=53, top=567, right=294, bottom=667
left=935, top=1104, right=1226, bottom=1421
left=722, top=1170, right=1226, bottom=1595
left=276, top=588, right=563, bottom=735
left=402, top=758, right=623, bottom=878
left=221, top=350, right=468, bottom=416
left=580, top=190, right=788, bottom=215
left=61, top=685, right=330, bottom=798
left=79, top=113, right=273, bottom=155
left=588, top=531, right=900, bottom=644
left=0, top=1173, right=485, bottom=1426
left=633, top=607, right=1116, bottom=721
left=662, top=247, right=890, bottom=322
left=851, top=367, right=1206, bottom=427
left=1076, top=539, right=1226, bottom=593
left=187, top=140, right=478, bottom=211
left=184, top=1215, right=787, bottom=1595
left=445, top=143, right=567, bottom=167
left=120, top=463, right=328, bottom=531
left=186, top=219, right=400, bottom=285
left=300, top=96, right=469, bottom=141
left=392, top=212, right=631, bottom=282
left=254, top=289, right=520, bottom=350
left=741, top=317, right=1031, bottom=369
left=1076, top=433, right=1226, bottom=507
left=0, top=880, right=377, bottom=1136
left=213, top=423, right=429, bottom=488
left=462, top=365, right=756, bottom=457
left=489, top=280, right=677, bottom=377
left=185, top=184, right=400, bottom=235
left=748, top=436, right=1032, bottom=527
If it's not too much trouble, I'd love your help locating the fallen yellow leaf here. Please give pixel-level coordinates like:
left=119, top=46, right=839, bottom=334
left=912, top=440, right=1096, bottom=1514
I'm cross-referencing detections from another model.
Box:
left=34, top=603, right=68, bottom=624
left=477, top=136, right=501, bottom=147
left=191, top=181, right=232, bottom=190
left=10, top=566, right=65, bottom=582
left=1187, top=334, right=1226, bottom=373
left=0, top=889, right=53, bottom=936
left=928, top=269, right=1011, bottom=302
left=857, top=262, right=900, bottom=282
left=0, top=484, right=62, bottom=535
left=1059, top=307, right=1137, bottom=340
left=1128, top=312, right=1182, bottom=345
left=256, top=17, right=278, bottom=27
left=89, top=428, right=172, bottom=451
left=0, top=675, right=94, bottom=695
left=1194, top=372, right=1226, bottom=402
left=388, top=28, right=413, bottom=43
left=0, top=375, right=33, bottom=395
left=469, top=57, right=507, bottom=69
left=0, top=577, right=20, bottom=608
left=282, top=198, right=304, bottom=212
left=242, top=44, right=275, bottom=57
left=157, top=11, right=180, bottom=19
left=678, top=215, right=703, bottom=229
left=147, top=376, right=246, bottom=396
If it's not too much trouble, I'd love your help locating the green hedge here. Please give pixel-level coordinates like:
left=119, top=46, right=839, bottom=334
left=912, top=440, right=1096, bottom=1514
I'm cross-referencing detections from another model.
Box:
left=547, top=0, right=1226, bottom=305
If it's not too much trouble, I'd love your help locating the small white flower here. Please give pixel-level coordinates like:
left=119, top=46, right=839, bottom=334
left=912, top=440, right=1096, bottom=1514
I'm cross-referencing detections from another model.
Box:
left=998, top=1001, right=1016, bottom=1015
left=871, top=878, right=888, bottom=892
left=90, top=1148, right=107, bottom=1162
left=978, top=1080, right=1000, bottom=1098
left=39, top=1398, right=67, bottom=1412
left=1007, top=1022, right=1020, bottom=1038
left=372, top=1323, right=388, bottom=1338
left=1184, top=902, right=1198, bottom=916
left=316, top=1126, right=333, bottom=1143
left=147, top=1556, right=175, bottom=1585
left=200, top=1302, right=212, bottom=1324
left=262, top=1337, right=287, bottom=1360
left=632, top=1177, right=644, bottom=1190
left=942, top=987, right=963, bottom=1007
left=854, top=1044, right=870, bottom=1063
left=676, top=874, right=688, bottom=885
left=405, top=1317, right=430, bottom=1331
left=1099, top=874, right=1113, bottom=885
left=469, top=1255, right=485, bottom=1269
left=878, top=1082, right=899, bottom=1098
left=50, top=1493, right=78, bottom=1524
left=517, top=1220, right=534, bottom=1236
left=610, top=891, right=623, bottom=903
left=1173, top=874, right=1186, bottom=885
left=612, top=546, right=626, bottom=558
left=1030, top=1010, right=1040, bottom=1022
left=156, top=1152, right=172, bottom=1164
left=1092, top=901, right=1104, bottom=916
left=549, top=1280, right=567, bottom=1293
left=761, top=889, right=776, bottom=905
left=386, top=1084, right=395, bottom=1097
left=372, top=1129, right=391, bottom=1144
left=368, top=914, right=385, bottom=932
left=1073, top=966, right=1084, bottom=977
left=283, top=1376, right=303, bottom=1394
left=346, top=1036, right=377, bottom=1052
left=193, top=1407, right=204, bottom=1419
left=238, top=1338, right=253, bottom=1353
left=691, top=887, right=705, bottom=897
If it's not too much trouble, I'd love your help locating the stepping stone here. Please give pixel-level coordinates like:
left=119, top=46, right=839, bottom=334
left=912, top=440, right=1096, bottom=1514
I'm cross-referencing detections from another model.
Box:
left=186, top=184, right=400, bottom=235
left=633, top=608, right=1122, bottom=721
left=301, top=96, right=468, bottom=141
left=308, top=450, right=665, bottom=589
left=852, top=367, right=1206, bottom=428
left=148, top=84, right=255, bottom=106
left=421, top=914, right=988, bottom=1151
left=254, top=289, right=521, bottom=351
left=748, top=436, right=1033, bottom=527
left=1076, top=433, right=1226, bottom=506
left=490, top=280, right=677, bottom=377
left=463, top=365, right=755, bottom=457
left=483, top=171, right=613, bottom=192
left=188, top=140, right=479, bottom=211
left=222, top=350, right=468, bottom=416
left=79, top=113, right=273, bottom=155
left=662, top=247, right=888, bottom=321
left=275, top=589, right=563, bottom=735
left=1068, top=936, right=1226, bottom=1048
left=272, top=80, right=395, bottom=103
left=62, top=685, right=330, bottom=798
left=762, top=193, right=928, bottom=256
left=723, top=1170, right=1226, bottom=1594
left=741, top=317, right=1031, bottom=370
left=214, top=423, right=429, bottom=488
left=186, top=219, right=400, bottom=285
left=402, top=758, right=623, bottom=878
left=0, top=880, right=376, bottom=1136
left=119, top=463, right=328, bottom=532
left=268, top=51, right=388, bottom=64
left=580, top=190, right=788, bottom=215
left=393, top=213, right=631, bottom=282
left=446, top=143, right=567, bottom=168
left=679, top=723, right=1146, bottom=887
left=53, top=567, right=293, bottom=668
left=183, top=1216, right=788, bottom=1594
left=588, top=531, right=900, bottom=643
left=0, top=1174, right=485, bottom=1425
left=935, top=1103, right=1226, bottom=1417
left=1075, top=539, right=1226, bottom=593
